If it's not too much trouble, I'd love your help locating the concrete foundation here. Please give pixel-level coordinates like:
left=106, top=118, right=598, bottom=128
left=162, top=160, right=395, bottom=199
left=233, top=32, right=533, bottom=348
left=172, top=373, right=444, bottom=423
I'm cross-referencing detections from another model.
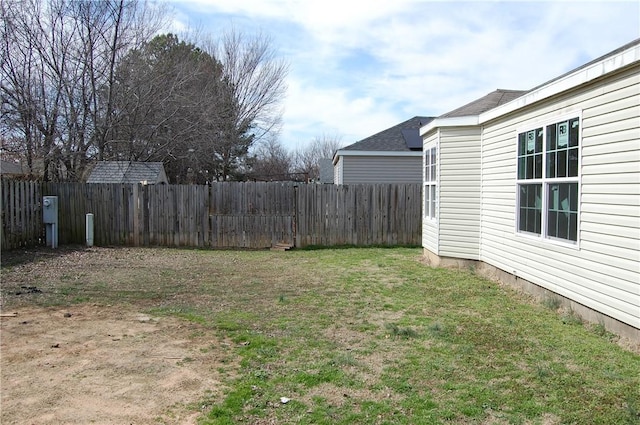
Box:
left=423, top=248, right=639, bottom=343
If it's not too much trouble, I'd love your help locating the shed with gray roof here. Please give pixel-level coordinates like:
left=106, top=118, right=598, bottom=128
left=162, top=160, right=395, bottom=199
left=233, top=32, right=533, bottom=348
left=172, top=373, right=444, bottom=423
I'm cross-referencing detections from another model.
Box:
left=87, top=161, right=168, bottom=184
left=0, top=160, right=28, bottom=177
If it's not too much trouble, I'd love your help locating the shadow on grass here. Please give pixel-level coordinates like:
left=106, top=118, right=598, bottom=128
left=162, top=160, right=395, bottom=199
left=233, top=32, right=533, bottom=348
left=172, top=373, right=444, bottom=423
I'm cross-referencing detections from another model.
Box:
left=299, top=244, right=422, bottom=251
left=1, top=244, right=91, bottom=268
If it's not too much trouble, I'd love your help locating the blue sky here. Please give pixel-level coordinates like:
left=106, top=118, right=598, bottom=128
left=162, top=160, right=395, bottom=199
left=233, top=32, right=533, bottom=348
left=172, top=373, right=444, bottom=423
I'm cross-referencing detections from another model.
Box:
left=168, top=1, right=640, bottom=151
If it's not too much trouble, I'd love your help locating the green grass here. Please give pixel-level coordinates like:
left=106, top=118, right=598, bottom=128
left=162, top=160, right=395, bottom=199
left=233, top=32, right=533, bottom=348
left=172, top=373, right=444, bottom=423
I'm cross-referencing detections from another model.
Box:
left=2, top=246, right=638, bottom=424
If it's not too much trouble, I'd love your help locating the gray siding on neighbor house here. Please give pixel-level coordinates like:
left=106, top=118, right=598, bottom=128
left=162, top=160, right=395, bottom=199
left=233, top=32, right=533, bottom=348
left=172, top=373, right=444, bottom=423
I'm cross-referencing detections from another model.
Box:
left=479, top=64, right=640, bottom=329
left=438, top=127, right=482, bottom=260
left=340, top=155, right=422, bottom=184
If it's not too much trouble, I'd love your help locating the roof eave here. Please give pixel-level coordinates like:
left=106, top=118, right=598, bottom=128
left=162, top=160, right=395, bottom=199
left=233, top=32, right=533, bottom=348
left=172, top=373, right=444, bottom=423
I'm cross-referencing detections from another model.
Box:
left=334, top=150, right=423, bottom=164
left=419, top=116, right=480, bottom=136
left=480, top=41, right=640, bottom=123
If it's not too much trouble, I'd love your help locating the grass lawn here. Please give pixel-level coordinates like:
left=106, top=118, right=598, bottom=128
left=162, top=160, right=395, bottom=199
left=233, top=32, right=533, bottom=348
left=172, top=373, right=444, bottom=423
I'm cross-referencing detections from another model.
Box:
left=2, top=246, right=639, bottom=424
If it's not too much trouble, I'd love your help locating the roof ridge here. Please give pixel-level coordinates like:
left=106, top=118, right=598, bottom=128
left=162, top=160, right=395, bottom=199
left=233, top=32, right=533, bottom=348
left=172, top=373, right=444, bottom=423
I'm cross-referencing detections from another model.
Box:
left=341, top=116, right=435, bottom=152
left=438, top=89, right=528, bottom=118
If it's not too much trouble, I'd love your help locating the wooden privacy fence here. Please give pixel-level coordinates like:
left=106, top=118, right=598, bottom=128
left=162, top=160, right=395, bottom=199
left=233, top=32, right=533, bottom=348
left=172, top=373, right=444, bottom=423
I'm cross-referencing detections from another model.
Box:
left=1, top=180, right=421, bottom=250
left=1, top=179, right=42, bottom=250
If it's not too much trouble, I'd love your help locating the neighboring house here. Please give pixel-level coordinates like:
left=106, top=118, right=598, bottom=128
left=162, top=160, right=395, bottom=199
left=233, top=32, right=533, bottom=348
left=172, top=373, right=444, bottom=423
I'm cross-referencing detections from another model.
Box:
left=87, top=161, right=168, bottom=184
left=0, top=160, right=28, bottom=178
left=333, top=116, right=434, bottom=184
left=421, top=39, right=639, bottom=340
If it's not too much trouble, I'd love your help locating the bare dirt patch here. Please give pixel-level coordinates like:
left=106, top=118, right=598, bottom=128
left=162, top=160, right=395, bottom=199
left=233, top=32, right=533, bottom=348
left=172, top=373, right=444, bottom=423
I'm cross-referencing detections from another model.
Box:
left=1, top=304, right=233, bottom=425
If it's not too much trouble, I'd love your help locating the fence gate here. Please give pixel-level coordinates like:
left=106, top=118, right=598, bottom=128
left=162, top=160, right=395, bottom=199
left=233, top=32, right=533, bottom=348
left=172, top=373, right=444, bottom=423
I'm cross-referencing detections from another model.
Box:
left=208, top=182, right=295, bottom=249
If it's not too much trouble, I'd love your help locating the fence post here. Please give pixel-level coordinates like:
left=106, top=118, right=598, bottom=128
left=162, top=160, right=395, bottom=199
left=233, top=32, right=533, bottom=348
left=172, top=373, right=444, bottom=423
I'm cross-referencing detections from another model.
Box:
left=86, top=213, right=94, bottom=246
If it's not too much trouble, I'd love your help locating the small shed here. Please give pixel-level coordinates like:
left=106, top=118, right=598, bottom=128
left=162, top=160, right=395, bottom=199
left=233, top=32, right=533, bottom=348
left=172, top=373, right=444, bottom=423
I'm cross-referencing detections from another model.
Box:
left=0, top=160, right=28, bottom=178
left=87, top=161, right=168, bottom=184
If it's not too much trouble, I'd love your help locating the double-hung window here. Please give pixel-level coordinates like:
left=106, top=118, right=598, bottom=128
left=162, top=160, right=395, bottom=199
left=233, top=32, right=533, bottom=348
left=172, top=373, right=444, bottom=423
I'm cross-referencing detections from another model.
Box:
left=424, top=145, right=437, bottom=219
left=516, top=116, right=580, bottom=244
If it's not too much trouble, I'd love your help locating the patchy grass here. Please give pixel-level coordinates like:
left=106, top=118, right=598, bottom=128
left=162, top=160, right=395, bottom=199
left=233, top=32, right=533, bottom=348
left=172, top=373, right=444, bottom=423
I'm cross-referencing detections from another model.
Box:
left=542, top=295, right=562, bottom=311
left=2, top=246, right=639, bottom=424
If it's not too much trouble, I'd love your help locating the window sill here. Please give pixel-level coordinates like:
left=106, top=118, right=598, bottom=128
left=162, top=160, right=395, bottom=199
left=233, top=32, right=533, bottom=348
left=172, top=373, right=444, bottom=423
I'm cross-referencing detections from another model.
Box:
left=514, top=230, right=580, bottom=250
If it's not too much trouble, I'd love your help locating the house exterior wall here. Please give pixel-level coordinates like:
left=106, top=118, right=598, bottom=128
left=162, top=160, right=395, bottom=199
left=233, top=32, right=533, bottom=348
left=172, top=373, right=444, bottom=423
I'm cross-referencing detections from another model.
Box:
left=334, top=157, right=344, bottom=184
left=422, top=127, right=482, bottom=260
left=439, top=126, right=482, bottom=260
left=479, top=64, right=640, bottom=329
left=338, top=155, right=422, bottom=184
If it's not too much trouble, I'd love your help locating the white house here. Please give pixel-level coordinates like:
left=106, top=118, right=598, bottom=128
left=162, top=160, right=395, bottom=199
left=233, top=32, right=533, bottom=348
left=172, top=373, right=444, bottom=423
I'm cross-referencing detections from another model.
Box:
left=421, top=39, right=640, bottom=340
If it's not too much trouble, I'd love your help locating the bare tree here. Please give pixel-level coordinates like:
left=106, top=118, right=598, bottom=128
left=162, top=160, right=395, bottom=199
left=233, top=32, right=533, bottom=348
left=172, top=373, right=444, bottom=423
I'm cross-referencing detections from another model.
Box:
left=75, top=0, right=166, bottom=162
left=1, top=0, right=65, bottom=179
left=247, top=136, right=293, bottom=181
left=293, top=133, right=343, bottom=181
left=1, top=0, right=166, bottom=181
left=208, top=28, right=288, bottom=144
left=1, top=5, right=288, bottom=183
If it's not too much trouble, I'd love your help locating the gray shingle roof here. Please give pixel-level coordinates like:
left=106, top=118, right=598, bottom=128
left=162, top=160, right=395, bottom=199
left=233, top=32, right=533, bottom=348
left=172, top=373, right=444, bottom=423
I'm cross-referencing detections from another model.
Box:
left=87, top=161, right=167, bottom=184
left=343, top=116, right=435, bottom=152
left=439, top=89, right=528, bottom=118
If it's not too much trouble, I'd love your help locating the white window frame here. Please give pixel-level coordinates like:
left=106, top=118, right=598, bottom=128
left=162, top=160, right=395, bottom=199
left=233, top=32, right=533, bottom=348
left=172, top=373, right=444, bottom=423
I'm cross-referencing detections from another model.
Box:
left=515, top=113, right=582, bottom=247
left=423, top=143, right=437, bottom=220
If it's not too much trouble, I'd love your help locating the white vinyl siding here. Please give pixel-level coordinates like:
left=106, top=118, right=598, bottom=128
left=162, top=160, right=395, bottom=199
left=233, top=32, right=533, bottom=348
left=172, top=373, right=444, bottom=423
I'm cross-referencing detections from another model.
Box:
left=438, top=127, right=482, bottom=259
left=334, top=157, right=343, bottom=185
left=479, top=64, right=640, bottom=328
left=340, top=155, right=422, bottom=184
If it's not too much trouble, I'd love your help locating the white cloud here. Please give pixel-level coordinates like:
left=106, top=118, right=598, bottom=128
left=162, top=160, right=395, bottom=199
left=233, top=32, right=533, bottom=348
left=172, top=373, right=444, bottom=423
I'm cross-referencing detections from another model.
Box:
left=170, top=0, right=640, bottom=150
left=177, top=0, right=412, bottom=30
left=282, top=78, right=400, bottom=149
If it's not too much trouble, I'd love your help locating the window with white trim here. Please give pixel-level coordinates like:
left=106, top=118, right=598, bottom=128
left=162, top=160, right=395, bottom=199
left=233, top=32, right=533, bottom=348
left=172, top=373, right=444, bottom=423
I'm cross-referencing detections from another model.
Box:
left=424, top=145, right=437, bottom=219
left=516, top=117, right=580, bottom=243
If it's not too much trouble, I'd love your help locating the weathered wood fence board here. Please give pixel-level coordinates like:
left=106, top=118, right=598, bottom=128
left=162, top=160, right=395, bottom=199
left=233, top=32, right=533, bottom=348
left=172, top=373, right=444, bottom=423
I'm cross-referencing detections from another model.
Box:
left=0, top=180, right=43, bottom=249
left=1, top=180, right=421, bottom=250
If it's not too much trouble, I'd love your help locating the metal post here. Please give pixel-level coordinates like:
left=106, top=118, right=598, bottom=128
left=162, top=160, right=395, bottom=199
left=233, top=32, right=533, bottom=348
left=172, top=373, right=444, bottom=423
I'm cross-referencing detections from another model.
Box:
left=86, top=213, right=94, bottom=247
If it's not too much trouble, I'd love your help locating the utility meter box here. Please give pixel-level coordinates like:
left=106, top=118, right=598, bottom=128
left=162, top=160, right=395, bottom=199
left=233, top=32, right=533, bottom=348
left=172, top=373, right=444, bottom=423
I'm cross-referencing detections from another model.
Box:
left=43, top=196, right=58, bottom=224
left=43, top=196, right=59, bottom=248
